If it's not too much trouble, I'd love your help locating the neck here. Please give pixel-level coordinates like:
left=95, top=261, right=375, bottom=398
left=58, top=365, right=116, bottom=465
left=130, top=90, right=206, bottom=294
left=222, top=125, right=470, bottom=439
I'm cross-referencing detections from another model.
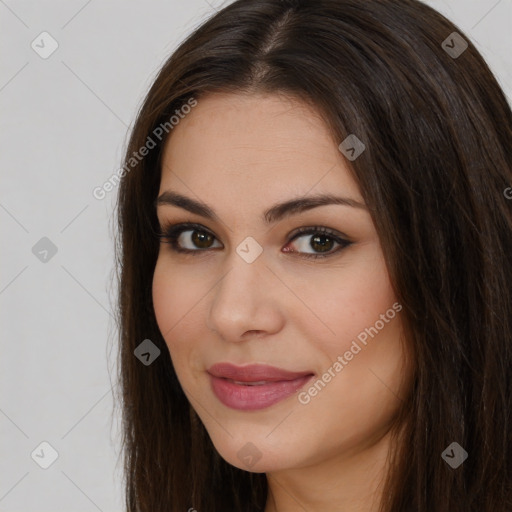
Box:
left=263, top=428, right=394, bottom=512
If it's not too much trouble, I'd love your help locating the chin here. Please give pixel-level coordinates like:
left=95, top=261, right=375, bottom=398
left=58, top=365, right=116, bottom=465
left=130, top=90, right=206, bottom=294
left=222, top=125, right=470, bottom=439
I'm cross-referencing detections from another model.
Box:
left=204, top=425, right=307, bottom=473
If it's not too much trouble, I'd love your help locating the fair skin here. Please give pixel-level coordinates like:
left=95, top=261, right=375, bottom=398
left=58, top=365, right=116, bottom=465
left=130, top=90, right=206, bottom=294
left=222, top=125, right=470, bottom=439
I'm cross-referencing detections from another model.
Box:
left=152, top=91, right=412, bottom=511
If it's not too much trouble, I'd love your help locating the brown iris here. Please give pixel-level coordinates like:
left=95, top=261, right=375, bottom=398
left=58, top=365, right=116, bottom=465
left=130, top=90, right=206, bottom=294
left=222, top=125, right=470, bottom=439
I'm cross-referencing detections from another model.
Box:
left=192, top=230, right=214, bottom=249
left=309, top=234, right=335, bottom=253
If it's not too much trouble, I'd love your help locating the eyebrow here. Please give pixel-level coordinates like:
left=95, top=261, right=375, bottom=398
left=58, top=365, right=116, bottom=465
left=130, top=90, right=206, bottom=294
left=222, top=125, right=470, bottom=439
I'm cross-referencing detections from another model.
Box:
left=154, top=190, right=367, bottom=225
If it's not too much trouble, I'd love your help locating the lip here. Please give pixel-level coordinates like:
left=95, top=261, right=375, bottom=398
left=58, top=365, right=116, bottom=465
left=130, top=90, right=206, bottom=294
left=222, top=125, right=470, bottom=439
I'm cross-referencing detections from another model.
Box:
left=207, top=363, right=315, bottom=411
left=208, top=362, right=314, bottom=382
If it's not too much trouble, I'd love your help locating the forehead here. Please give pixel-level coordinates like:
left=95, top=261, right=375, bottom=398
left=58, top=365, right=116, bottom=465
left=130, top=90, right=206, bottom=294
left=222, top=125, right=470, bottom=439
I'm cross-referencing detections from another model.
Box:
left=159, top=92, right=361, bottom=201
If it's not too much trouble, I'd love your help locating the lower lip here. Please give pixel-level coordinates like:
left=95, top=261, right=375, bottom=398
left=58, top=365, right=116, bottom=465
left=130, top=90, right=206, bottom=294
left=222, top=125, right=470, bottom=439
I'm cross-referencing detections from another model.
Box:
left=209, top=374, right=314, bottom=411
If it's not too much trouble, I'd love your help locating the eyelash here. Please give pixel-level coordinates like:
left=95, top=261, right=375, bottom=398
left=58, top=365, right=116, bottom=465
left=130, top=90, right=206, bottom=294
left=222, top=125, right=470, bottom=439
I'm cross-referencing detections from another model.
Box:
left=155, top=222, right=352, bottom=259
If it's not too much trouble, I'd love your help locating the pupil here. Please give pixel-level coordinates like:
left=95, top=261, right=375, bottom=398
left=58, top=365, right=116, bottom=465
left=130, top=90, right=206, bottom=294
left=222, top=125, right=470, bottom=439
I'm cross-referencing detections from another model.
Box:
left=193, top=231, right=212, bottom=248
left=311, top=234, right=333, bottom=252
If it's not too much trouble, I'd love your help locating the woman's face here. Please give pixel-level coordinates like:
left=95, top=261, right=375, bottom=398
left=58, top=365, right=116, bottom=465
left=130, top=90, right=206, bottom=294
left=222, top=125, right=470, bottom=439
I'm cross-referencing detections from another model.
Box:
left=153, top=91, right=410, bottom=473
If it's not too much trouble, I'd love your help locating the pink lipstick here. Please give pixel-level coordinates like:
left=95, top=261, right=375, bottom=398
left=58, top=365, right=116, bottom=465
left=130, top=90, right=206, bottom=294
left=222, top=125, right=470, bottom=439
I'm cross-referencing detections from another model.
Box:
left=207, top=363, right=315, bottom=411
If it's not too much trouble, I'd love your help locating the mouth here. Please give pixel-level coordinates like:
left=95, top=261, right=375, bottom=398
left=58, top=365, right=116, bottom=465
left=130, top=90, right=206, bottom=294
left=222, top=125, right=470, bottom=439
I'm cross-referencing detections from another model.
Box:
left=207, top=363, right=315, bottom=410
left=227, top=379, right=276, bottom=386
left=207, top=362, right=314, bottom=382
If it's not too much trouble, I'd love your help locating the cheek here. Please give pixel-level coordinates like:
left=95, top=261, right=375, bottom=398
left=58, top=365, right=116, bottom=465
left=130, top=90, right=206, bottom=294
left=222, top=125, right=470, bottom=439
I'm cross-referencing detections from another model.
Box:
left=152, top=259, right=205, bottom=384
left=294, top=251, right=398, bottom=357
left=152, top=258, right=198, bottom=346
left=152, top=260, right=176, bottom=335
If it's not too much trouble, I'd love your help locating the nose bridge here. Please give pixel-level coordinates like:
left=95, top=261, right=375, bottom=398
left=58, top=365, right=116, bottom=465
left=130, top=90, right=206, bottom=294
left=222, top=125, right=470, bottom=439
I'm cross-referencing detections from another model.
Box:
left=219, top=232, right=268, bottom=299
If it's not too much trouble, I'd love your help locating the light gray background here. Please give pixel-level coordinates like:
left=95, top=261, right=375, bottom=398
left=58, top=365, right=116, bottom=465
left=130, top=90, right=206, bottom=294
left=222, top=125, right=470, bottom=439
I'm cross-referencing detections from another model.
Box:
left=1, top=1, right=510, bottom=511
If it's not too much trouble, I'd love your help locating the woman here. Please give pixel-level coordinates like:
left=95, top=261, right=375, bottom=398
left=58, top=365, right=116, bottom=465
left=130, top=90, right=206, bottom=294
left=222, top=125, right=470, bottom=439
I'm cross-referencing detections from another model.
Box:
left=114, top=1, right=512, bottom=510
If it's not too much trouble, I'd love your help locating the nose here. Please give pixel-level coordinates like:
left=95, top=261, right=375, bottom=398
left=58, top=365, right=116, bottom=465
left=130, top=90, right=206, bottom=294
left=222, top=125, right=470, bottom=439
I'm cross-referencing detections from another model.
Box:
left=206, top=250, right=285, bottom=342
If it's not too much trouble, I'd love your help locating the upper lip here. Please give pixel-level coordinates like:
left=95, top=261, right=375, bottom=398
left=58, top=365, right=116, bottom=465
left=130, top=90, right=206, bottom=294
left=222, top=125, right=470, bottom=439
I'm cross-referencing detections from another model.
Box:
left=207, top=362, right=314, bottom=382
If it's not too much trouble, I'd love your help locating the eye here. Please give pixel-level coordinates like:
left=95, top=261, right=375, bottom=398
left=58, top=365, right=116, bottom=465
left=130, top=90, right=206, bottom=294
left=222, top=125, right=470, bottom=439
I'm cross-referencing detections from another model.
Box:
left=284, top=226, right=351, bottom=259
left=156, top=222, right=222, bottom=253
left=156, top=222, right=351, bottom=259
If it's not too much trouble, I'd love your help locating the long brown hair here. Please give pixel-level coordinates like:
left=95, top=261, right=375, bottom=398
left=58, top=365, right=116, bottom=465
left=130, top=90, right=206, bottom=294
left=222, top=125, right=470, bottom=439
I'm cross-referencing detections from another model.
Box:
left=113, top=0, right=512, bottom=510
